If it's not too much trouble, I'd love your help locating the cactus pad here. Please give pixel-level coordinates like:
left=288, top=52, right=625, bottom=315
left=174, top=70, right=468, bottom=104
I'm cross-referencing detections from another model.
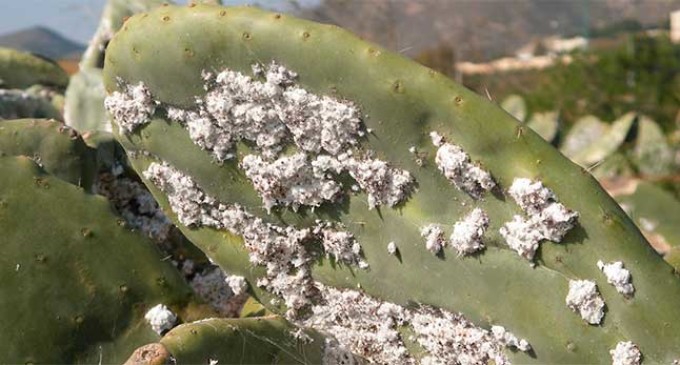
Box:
left=0, top=47, right=68, bottom=89
left=0, top=156, right=207, bottom=363
left=102, top=5, right=680, bottom=363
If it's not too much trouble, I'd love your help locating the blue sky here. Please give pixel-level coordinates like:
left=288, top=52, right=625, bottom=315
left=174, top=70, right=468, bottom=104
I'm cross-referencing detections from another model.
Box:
left=0, top=0, right=319, bottom=45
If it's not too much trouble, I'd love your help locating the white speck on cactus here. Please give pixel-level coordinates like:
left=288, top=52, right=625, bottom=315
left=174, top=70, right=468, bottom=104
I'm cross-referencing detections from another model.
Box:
left=535, top=202, right=579, bottom=242
left=507, top=178, right=555, bottom=215
left=565, top=279, right=606, bottom=325
left=420, top=224, right=445, bottom=254
left=501, top=178, right=579, bottom=261
left=281, top=86, right=364, bottom=156
left=313, top=222, right=368, bottom=268
left=225, top=275, right=248, bottom=296
left=387, top=241, right=398, bottom=255
left=241, top=153, right=342, bottom=212
left=610, top=341, right=642, bottom=365
left=597, top=260, right=635, bottom=298
left=491, top=326, right=532, bottom=352
left=104, top=81, right=156, bottom=134
left=290, top=328, right=314, bottom=343
left=499, top=215, right=542, bottom=260
left=342, top=155, right=414, bottom=210
left=144, top=304, right=177, bottom=335
left=166, top=107, right=235, bottom=161
left=431, top=133, right=496, bottom=199
left=450, top=208, right=489, bottom=256
left=429, top=131, right=445, bottom=147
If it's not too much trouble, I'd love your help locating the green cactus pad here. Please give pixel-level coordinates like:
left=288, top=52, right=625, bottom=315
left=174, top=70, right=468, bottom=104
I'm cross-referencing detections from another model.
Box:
left=590, top=153, right=634, bottom=180
left=158, top=317, right=328, bottom=364
left=0, top=119, right=97, bottom=190
left=560, top=115, right=608, bottom=160
left=64, top=68, right=110, bottom=133
left=0, top=156, right=210, bottom=363
left=571, top=112, right=636, bottom=167
left=611, top=179, right=680, bottom=270
left=103, top=5, right=680, bottom=363
left=631, top=116, right=674, bottom=176
left=0, top=47, right=68, bottom=89
left=68, top=0, right=171, bottom=135
left=240, top=296, right=272, bottom=318
left=80, top=0, right=170, bottom=69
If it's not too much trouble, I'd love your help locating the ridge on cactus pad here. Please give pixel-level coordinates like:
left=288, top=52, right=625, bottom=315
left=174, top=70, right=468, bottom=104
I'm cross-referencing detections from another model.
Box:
left=103, top=4, right=680, bottom=363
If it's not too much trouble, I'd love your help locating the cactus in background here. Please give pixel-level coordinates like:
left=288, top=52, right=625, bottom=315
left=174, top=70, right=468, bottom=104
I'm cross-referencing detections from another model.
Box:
left=0, top=48, right=67, bottom=121
left=499, top=95, right=558, bottom=143
left=569, top=112, right=636, bottom=168
left=560, top=115, right=608, bottom=160
left=101, top=4, right=680, bottom=363
left=79, top=0, right=170, bottom=70
left=0, top=47, right=68, bottom=89
left=64, top=68, right=109, bottom=133
left=610, top=180, right=680, bottom=270
left=65, top=0, right=169, bottom=135
left=589, top=153, right=635, bottom=180
left=0, top=46, right=67, bottom=122
left=0, top=156, right=215, bottom=363
left=500, top=94, right=527, bottom=122
left=0, top=119, right=96, bottom=190
left=631, top=115, right=674, bottom=176
left=526, top=111, right=559, bottom=144
left=0, top=89, right=63, bottom=120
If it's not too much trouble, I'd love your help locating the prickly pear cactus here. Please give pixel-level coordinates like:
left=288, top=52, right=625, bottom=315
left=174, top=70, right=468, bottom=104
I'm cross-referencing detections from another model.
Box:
left=64, top=68, right=109, bottom=133
left=611, top=180, right=680, bottom=270
left=526, top=111, right=559, bottom=143
left=560, top=115, right=608, bottom=160
left=0, top=156, right=213, bottom=363
left=103, top=4, right=680, bottom=363
left=135, top=316, right=334, bottom=364
left=0, top=88, right=63, bottom=120
left=631, top=115, right=674, bottom=176
left=0, top=119, right=96, bottom=190
left=65, top=0, right=169, bottom=134
left=0, top=47, right=68, bottom=89
left=80, top=0, right=170, bottom=70
left=570, top=112, right=636, bottom=167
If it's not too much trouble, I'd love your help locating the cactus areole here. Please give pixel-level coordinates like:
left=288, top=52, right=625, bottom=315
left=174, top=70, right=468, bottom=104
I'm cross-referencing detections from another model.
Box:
left=104, top=4, right=680, bottom=363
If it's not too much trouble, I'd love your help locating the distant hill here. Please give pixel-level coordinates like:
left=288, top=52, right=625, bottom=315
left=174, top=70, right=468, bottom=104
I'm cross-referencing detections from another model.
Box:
left=0, top=26, right=85, bottom=61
